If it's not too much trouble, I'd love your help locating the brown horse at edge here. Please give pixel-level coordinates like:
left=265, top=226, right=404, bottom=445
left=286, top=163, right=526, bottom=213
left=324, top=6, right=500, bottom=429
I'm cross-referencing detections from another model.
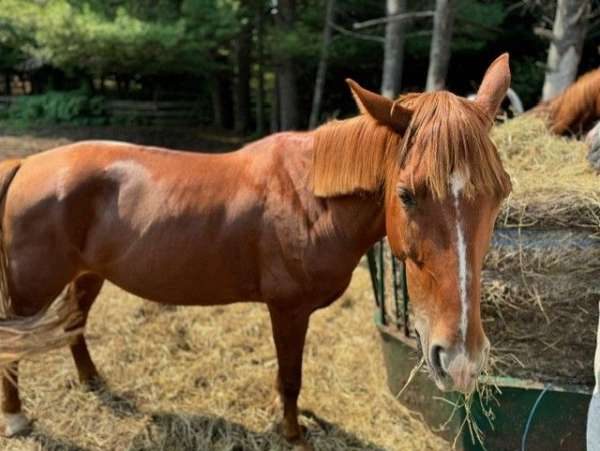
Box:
left=0, top=55, right=512, bottom=448
left=531, top=67, right=600, bottom=135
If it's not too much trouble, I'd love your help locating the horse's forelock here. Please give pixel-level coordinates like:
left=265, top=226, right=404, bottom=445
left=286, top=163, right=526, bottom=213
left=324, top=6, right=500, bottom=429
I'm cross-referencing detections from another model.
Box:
left=311, top=91, right=511, bottom=200
left=395, top=91, right=511, bottom=200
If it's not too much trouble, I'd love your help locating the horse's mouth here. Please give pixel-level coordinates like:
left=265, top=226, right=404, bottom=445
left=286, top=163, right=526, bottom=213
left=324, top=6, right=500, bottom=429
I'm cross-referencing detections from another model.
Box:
left=414, top=329, right=451, bottom=390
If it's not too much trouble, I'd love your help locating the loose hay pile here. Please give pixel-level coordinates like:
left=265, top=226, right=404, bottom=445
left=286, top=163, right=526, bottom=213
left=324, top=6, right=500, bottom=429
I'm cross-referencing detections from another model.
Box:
left=493, top=115, right=600, bottom=230
left=482, top=115, right=600, bottom=385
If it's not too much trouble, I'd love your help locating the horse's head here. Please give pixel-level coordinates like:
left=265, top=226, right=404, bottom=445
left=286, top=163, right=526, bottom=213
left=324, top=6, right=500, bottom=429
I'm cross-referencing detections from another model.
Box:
left=349, top=55, right=512, bottom=393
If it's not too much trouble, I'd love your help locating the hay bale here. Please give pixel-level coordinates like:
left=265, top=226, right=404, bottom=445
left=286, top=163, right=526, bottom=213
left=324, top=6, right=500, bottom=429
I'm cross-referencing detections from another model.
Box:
left=482, top=270, right=598, bottom=385
left=486, top=229, right=600, bottom=274
left=481, top=116, right=600, bottom=386
left=492, top=116, right=600, bottom=232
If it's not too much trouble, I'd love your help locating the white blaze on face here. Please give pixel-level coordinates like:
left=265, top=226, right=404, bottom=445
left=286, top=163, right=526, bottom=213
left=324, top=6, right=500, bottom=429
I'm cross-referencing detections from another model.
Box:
left=450, top=171, right=469, bottom=349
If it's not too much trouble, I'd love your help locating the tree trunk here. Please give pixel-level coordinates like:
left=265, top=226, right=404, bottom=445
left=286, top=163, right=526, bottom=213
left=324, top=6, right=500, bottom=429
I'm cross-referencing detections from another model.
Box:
left=270, top=74, right=280, bottom=132
left=211, top=70, right=234, bottom=129
left=380, top=0, right=408, bottom=99
left=309, top=0, right=336, bottom=129
left=425, top=0, right=456, bottom=92
left=255, top=1, right=265, bottom=135
left=275, top=0, right=299, bottom=130
left=4, top=73, right=11, bottom=95
left=211, top=77, right=225, bottom=129
left=234, top=2, right=252, bottom=134
left=541, top=0, right=590, bottom=101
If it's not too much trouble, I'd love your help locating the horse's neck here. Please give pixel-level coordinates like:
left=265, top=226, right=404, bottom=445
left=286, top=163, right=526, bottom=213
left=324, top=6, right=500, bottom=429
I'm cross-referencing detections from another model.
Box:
left=323, top=192, right=387, bottom=256
left=264, top=130, right=386, bottom=260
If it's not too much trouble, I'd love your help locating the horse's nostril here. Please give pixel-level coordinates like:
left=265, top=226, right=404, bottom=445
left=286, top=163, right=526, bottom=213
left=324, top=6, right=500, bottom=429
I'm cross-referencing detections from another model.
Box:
left=430, top=344, right=446, bottom=376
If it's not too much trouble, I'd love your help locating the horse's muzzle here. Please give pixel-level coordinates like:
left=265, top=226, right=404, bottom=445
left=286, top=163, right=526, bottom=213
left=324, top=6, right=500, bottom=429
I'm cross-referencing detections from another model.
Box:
left=428, top=338, right=490, bottom=394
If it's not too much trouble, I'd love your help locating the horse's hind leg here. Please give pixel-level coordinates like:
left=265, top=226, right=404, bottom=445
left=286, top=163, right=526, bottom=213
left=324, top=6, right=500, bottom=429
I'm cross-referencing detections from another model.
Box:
left=1, top=362, right=29, bottom=437
left=1, top=279, right=84, bottom=436
left=65, top=274, right=104, bottom=386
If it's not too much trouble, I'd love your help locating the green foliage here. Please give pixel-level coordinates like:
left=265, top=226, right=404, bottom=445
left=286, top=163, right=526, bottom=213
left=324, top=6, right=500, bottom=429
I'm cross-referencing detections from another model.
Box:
left=7, top=91, right=107, bottom=125
left=453, top=0, right=506, bottom=52
left=269, top=23, right=322, bottom=61
left=0, top=17, right=30, bottom=71
left=267, top=0, right=323, bottom=61
left=406, top=0, right=506, bottom=56
left=0, top=0, right=237, bottom=76
left=0, top=0, right=595, bottom=130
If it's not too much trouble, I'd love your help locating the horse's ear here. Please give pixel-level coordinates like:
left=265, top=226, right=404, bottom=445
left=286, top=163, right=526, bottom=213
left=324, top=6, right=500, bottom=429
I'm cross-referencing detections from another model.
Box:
left=346, top=79, right=411, bottom=133
left=475, top=53, right=511, bottom=121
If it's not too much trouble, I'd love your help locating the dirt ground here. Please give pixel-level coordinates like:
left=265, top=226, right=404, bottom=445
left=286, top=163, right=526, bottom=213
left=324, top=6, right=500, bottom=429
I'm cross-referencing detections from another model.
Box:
left=0, top=132, right=447, bottom=450
left=0, top=124, right=240, bottom=158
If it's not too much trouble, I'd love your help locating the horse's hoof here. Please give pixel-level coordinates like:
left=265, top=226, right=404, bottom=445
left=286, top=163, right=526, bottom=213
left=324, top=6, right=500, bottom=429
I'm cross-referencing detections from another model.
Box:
left=66, top=375, right=104, bottom=392
left=2, top=413, right=31, bottom=437
left=291, top=439, right=314, bottom=451
left=276, top=422, right=311, bottom=450
left=81, top=376, right=105, bottom=392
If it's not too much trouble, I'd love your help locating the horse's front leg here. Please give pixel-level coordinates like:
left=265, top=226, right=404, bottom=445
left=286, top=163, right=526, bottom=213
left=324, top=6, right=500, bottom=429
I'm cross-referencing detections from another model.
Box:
left=268, top=304, right=311, bottom=449
left=65, top=274, right=104, bottom=387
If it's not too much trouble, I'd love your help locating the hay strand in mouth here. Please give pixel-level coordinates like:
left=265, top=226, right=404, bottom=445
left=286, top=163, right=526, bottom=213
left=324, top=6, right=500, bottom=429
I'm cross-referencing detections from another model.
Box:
left=432, top=367, right=500, bottom=451
left=395, top=356, right=425, bottom=399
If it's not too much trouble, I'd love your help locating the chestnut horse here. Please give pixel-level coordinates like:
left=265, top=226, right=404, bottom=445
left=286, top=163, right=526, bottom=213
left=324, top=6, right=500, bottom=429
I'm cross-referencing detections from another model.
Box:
left=0, top=54, right=511, bottom=447
left=531, top=67, right=600, bottom=135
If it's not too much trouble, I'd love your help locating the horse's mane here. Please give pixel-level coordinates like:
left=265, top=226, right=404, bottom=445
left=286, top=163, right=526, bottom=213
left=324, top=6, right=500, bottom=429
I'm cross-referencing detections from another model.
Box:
left=543, top=68, right=600, bottom=135
left=312, top=91, right=511, bottom=199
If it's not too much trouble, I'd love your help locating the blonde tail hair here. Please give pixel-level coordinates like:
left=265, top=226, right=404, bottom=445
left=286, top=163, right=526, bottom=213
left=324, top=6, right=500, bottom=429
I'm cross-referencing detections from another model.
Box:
left=0, top=159, right=82, bottom=368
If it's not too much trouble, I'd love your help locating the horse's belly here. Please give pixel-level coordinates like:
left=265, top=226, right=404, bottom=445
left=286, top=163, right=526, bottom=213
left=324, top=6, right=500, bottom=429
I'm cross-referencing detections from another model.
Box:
left=84, top=213, right=262, bottom=305
left=102, top=254, right=261, bottom=306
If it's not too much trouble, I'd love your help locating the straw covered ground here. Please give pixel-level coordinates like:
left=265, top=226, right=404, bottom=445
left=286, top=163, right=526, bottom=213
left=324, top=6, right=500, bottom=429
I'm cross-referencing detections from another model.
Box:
left=0, top=265, right=447, bottom=451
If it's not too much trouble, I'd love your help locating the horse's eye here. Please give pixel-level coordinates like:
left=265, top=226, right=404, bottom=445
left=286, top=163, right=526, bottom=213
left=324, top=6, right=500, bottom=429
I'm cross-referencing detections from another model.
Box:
left=397, top=187, right=416, bottom=208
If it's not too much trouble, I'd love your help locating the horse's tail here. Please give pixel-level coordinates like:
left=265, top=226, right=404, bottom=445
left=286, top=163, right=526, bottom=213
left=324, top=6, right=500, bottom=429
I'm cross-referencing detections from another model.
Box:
left=0, top=159, right=82, bottom=368
left=0, top=159, right=22, bottom=318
